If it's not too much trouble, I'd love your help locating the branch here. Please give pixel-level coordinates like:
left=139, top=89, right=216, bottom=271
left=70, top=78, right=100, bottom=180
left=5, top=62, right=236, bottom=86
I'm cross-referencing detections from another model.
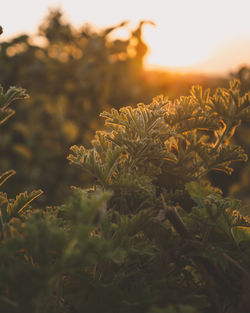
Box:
left=160, top=194, right=192, bottom=239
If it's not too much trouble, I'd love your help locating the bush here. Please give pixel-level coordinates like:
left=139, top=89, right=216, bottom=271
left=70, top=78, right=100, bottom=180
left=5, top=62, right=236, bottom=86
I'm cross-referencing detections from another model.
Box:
left=0, top=9, right=227, bottom=207
left=1, top=77, right=250, bottom=313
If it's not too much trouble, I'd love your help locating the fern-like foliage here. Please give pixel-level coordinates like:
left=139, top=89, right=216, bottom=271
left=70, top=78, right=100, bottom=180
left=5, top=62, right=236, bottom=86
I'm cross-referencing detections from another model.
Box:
left=0, top=84, right=42, bottom=238
left=0, top=85, right=28, bottom=125
left=69, top=80, right=250, bottom=212
left=66, top=81, right=250, bottom=312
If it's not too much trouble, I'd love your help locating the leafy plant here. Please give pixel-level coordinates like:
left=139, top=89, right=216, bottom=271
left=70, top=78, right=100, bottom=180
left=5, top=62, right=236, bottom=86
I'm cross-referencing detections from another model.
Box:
left=0, top=28, right=42, bottom=239
left=1, top=21, right=250, bottom=312
left=69, top=80, right=250, bottom=210
left=0, top=84, right=43, bottom=239
left=0, top=9, right=227, bottom=207
left=68, top=80, right=250, bottom=312
left=0, top=10, right=158, bottom=206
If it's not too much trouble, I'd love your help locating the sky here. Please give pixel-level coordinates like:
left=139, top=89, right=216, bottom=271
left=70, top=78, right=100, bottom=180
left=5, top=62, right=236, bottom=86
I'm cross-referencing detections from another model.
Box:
left=1, top=0, right=250, bottom=75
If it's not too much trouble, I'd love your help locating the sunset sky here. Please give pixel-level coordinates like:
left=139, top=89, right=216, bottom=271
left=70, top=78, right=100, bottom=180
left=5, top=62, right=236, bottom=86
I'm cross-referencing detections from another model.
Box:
left=2, top=0, right=250, bottom=75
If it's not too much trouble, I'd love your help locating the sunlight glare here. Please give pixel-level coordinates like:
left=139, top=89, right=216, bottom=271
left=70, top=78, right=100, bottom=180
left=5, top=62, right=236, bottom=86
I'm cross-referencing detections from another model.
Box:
left=2, top=0, right=250, bottom=73
left=141, top=0, right=250, bottom=71
left=145, top=28, right=212, bottom=68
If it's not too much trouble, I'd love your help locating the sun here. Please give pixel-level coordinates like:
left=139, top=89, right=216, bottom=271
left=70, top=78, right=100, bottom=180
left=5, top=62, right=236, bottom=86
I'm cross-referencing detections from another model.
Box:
left=146, top=36, right=211, bottom=68
left=140, top=1, right=231, bottom=71
left=143, top=23, right=214, bottom=70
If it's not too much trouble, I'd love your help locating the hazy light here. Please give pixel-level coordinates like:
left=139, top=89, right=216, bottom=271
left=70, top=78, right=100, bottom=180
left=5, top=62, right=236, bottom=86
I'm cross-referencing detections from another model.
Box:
left=2, top=0, right=250, bottom=74
left=143, top=0, right=250, bottom=71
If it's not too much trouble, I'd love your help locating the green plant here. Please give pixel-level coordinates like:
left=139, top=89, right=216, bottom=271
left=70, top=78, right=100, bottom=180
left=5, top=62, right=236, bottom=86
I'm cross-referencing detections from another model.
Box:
left=0, top=9, right=226, bottom=207
left=0, top=10, right=157, bottom=206
left=1, top=20, right=250, bottom=311
left=0, top=84, right=43, bottom=239
left=69, top=80, right=250, bottom=209
left=68, top=80, right=250, bottom=312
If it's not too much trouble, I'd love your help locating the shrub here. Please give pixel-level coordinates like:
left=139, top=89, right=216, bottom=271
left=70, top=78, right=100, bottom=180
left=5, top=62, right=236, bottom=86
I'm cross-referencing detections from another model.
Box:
left=0, top=9, right=226, bottom=207
left=1, top=22, right=250, bottom=311
left=68, top=80, right=250, bottom=313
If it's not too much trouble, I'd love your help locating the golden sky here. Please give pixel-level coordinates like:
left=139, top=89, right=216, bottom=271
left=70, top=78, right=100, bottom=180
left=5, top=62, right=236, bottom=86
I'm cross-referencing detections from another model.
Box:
left=2, top=0, right=250, bottom=75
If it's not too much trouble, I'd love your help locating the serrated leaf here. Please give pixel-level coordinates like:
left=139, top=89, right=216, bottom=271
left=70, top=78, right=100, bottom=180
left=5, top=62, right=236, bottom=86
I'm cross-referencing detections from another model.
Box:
left=0, top=170, right=16, bottom=186
left=6, top=190, right=43, bottom=222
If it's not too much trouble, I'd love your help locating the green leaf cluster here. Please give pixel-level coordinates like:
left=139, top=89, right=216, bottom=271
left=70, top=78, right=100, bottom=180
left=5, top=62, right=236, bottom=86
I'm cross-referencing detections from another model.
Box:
left=0, top=86, right=28, bottom=125
left=69, top=81, right=250, bottom=212
left=0, top=10, right=158, bottom=206
left=65, top=81, right=250, bottom=312
left=1, top=22, right=250, bottom=311
left=0, top=84, right=42, bottom=240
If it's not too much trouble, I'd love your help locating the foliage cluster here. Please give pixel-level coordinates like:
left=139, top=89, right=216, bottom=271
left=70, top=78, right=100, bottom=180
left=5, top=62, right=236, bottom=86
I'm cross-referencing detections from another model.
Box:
left=226, top=66, right=250, bottom=201
left=1, top=16, right=250, bottom=313
left=0, top=9, right=226, bottom=206
left=1, top=69, right=250, bottom=312
left=0, top=10, right=156, bottom=205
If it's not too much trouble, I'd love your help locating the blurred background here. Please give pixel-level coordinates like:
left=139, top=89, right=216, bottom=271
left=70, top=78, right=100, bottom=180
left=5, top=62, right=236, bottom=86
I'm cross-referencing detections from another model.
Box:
left=1, top=0, right=250, bottom=206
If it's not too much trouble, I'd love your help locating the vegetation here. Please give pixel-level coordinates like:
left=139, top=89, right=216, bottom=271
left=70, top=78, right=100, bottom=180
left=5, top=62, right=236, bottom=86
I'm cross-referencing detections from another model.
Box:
left=0, top=10, right=226, bottom=206
left=67, top=80, right=250, bottom=312
left=1, top=11, right=250, bottom=313
left=0, top=10, right=157, bottom=205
